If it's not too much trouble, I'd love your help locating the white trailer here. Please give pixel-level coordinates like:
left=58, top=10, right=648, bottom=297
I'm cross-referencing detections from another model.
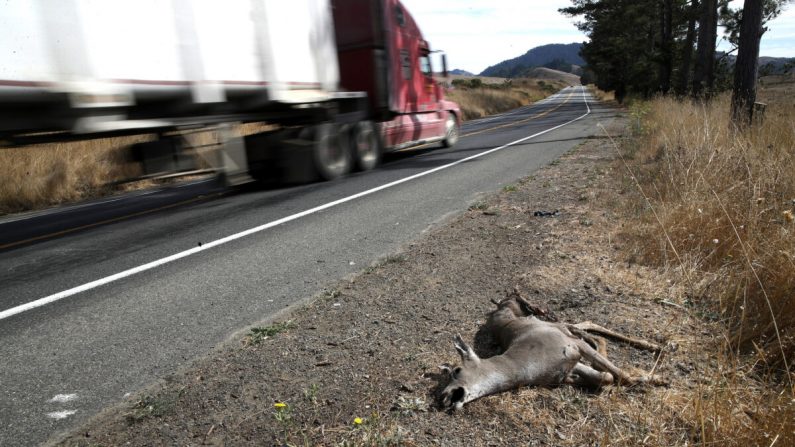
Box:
left=1, top=0, right=373, bottom=182
left=0, top=0, right=345, bottom=126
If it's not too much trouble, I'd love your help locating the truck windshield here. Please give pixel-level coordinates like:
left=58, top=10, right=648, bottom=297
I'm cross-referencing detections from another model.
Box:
left=419, top=55, right=432, bottom=77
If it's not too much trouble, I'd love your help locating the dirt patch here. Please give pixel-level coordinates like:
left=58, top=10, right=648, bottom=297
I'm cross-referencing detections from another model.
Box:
left=55, top=117, right=711, bottom=446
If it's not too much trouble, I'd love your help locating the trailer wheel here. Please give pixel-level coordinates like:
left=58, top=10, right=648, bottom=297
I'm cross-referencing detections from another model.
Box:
left=312, top=123, right=352, bottom=181
left=351, top=121, right=381, bottom=171
left=442, top=114, right=460, bottom=148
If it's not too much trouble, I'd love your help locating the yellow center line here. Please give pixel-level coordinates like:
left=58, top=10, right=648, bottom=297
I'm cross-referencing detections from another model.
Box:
left=0, top=192, right=225, bottom=251
left=459, top=88, right=576, bottom=139
left=399, top=88, right=577, bottom=152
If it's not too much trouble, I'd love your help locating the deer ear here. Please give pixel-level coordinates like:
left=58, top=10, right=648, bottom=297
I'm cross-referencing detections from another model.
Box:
left=453, top=334, right=479, bottom=362
left=439, top=363, right=454, bottom=375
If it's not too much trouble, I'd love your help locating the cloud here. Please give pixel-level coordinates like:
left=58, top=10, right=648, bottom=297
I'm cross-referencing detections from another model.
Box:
left=761, top=4, right=795, bottom=57
left=400, top=0, right=586, bottom=74
left=719, top=0, right=795, bottom=57
left=401, top=0, right=795, bottom=74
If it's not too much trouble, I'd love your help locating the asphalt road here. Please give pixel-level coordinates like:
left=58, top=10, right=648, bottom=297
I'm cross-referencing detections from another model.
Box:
left=0, top=87, right=615, bottom=445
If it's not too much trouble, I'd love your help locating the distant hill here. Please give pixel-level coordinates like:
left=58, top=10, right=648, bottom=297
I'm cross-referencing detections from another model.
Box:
left=480, top=43, right=585, bottom=78
left=450, top=69, right=474, bottom=76
left=450, top=68, right=579, bottom=89
left=759, top=56, right=794, bottom=75
left=714, top=52, right=793, bottom=76
left=525, top=67, right=581, bottom=86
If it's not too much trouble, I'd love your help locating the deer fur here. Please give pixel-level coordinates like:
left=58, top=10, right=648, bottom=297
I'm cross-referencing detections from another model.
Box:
left=440, top=294, right=666, bottom=410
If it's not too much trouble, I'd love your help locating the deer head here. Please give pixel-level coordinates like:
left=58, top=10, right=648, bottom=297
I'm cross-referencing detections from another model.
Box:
left=439, top=334, right=506, bottom=411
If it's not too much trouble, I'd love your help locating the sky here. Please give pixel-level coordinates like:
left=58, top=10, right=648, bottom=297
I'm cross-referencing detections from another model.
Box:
left=401, top=0, right=795, bottom=75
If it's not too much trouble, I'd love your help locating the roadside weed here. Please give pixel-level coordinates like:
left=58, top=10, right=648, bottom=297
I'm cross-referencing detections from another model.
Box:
left=248, top=320, right=294, bottom=344
left=468, top=201, right=488, bottom=211
left=303, top=384, right=319, bottom=405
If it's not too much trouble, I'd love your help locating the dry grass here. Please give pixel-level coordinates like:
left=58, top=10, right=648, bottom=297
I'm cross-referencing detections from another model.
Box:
left=449, top=74, right=508, bottom=85
left=0, top=123, right=275, bottom=217
left=758, top=75, right=795, bottom=111
left=0, top=136, right=152, bottom=216
left=589, top=85, right=616, bottom=102
left=617, top=88, right=795, bottom=445
left=446, top=78, right=567, bottom=121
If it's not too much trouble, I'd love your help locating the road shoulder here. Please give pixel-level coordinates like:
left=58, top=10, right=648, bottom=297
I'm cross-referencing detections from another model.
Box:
left=54, top=111, right=707, bottom=446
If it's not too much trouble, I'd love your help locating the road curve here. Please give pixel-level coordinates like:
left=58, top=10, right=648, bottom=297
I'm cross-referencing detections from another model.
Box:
left=0, top=87, right=616, bottom=445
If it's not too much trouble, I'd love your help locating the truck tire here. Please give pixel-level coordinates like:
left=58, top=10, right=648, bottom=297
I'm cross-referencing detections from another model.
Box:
left=351, top=121, right=381, bottom=171
left=311, top=123, right=352, bottom=181
left=442, top=114, right=460, bottom=148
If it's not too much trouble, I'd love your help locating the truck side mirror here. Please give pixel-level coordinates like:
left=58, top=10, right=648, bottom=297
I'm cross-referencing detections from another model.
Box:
left=442, top=54, right=448, bottom=78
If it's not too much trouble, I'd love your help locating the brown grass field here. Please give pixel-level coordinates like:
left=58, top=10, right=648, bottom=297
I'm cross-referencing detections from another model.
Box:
left=615, top=82, right=795, bottom=445
left=0, top=135, right=153, bottom=216
left=446, top=77, right=570, bottom=121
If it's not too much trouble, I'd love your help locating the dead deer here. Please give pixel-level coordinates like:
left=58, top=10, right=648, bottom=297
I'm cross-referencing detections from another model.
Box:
left=440, top=293, right=666, bottom=410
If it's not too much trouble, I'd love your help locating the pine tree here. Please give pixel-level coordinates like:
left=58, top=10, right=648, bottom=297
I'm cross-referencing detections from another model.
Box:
left=692, top=0, right=719, bottom=97
left=675, top=0, right=700, bottom=95
left=730, top=0, right=772, bottom=125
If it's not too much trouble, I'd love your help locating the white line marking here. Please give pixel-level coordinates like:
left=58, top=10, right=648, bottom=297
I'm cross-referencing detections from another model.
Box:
left=46, top=410, right=77, bottom=420
left=0, top=87, right=592, bottom=322
left=49, top=394, right=78, bottom=403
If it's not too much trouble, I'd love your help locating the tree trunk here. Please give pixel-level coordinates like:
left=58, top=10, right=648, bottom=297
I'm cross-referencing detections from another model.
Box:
left=693, top=0, right=717, bottom=97
left=659, top=0, right=674, bottom=93
left=731, top=0, right=765, bottom=126
left=677, top=0, right=699, bottom=95
left=615, top=83, right=627, bottom=104
left=705, top=0, right=719, bottom=92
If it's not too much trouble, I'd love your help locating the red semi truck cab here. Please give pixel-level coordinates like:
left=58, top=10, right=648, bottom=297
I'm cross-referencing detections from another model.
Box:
left=331, top=0, right=461, bottom=151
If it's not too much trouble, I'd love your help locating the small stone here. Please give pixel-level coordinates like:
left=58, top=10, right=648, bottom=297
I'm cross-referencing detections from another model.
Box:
left=400, top=383, right=415, bottom=393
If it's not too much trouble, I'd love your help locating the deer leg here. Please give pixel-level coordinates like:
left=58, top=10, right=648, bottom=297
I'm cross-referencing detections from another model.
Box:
left=592, top=335, right=608, bottom=358
left=570, top=321, right=662, bottom=353
left=564, top=362, right=614, bottom=388
left=574, top=338, right=641, bottom=386
left=574, top=338, right=668, bottom=386
left=567, top=326, right=609, bottom=358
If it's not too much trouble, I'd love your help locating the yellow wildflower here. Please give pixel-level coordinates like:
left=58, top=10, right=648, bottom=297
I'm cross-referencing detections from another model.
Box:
left=274, top=402, right=287, bottom=410
left=353, top=417, right=363, bottom=425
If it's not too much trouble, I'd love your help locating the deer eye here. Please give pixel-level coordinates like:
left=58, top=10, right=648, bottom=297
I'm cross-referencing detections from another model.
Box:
left=453, top=367, right=462, bottom=378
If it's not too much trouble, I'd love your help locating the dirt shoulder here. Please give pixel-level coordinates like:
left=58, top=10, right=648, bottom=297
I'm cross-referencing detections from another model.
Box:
left=54, top=113, right=710, bottom=446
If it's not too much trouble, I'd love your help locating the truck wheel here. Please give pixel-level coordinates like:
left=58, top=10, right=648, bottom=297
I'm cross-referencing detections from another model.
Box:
left=312, top=123, right=352, bottom=181
left=351, top=121, right=381, bottom=171
left=442, top=114, right=460, bottom=148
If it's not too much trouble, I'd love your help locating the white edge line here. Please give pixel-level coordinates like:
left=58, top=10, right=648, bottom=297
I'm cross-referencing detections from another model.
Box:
left=49, top=393, right=78, bottom=403
left=0, top=87, right=592, bottom=322
left=46, top=410, right=77, bottom=420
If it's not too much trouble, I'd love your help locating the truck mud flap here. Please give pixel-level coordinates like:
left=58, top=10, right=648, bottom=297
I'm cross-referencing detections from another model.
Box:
left=244, top=128, right=318, bottom=185
left=245, top=124, right=351, bottom=184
